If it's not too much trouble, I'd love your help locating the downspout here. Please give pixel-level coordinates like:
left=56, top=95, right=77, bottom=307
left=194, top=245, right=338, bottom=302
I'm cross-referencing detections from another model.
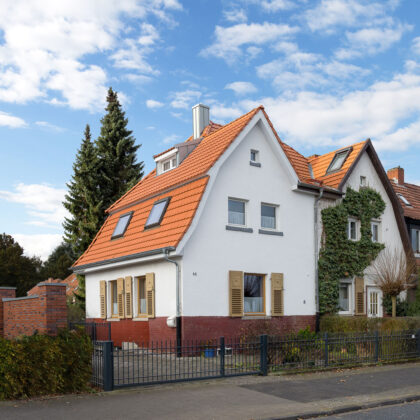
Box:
left=164, top=249, right=181, bottom=356
left=314, top=187, right=324, bottom=332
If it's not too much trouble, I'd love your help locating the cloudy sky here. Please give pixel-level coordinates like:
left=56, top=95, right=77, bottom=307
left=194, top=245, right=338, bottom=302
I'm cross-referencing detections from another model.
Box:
left=1, top=0, right=420, bottom=260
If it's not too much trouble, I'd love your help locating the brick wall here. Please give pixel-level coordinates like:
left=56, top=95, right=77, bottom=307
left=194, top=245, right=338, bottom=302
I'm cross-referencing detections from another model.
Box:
left=1, top=283, right=67, bottom=339
left=0, top=287, right=16, bottom=337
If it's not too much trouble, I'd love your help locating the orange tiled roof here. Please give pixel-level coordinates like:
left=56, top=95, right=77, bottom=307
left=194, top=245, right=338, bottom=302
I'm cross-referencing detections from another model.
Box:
left=309, top=140, right=367, bottom=189
left=391, top=182, right=420, bottom=220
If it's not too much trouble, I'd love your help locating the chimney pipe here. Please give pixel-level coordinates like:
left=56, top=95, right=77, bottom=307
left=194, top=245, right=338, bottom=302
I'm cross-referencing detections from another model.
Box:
left=387, top=167, right=404, bottom=185
left=192, top=104, right=210, bottom=139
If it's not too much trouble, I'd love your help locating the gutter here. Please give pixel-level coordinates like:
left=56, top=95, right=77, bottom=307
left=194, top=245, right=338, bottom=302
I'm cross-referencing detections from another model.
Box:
left=314, top=187, right=324, bottom=332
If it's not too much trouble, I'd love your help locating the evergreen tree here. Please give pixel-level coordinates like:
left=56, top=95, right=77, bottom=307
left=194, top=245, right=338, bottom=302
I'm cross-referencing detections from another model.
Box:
left=40, top=242, right=76, bottom=280
left=74, top=274, right=86, bottom=311
left=63, top=125, right=102, bottom=257
left=95, top=87, right=144, bottom=219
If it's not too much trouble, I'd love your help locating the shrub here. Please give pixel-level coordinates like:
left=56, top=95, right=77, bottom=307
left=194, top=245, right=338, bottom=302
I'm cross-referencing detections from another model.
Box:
left=320, top=315, right=420, bottom=333
left=0, top=329, right=92, bottom=399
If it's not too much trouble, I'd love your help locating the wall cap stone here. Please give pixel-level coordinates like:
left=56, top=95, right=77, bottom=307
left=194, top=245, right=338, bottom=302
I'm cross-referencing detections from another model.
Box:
left=37, top=282, right=66, bottom=287
left=0, top=286, right=17, bottom=290
left=3, top=295, right=39, bottom=302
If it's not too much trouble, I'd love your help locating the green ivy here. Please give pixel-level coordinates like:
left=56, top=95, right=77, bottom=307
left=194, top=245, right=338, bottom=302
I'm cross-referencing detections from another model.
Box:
left=318, top=187, right=386, bottom=314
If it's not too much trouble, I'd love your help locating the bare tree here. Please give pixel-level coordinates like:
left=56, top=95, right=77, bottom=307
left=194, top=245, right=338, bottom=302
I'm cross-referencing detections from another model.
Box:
left=371, top=248, right=417, bottom=317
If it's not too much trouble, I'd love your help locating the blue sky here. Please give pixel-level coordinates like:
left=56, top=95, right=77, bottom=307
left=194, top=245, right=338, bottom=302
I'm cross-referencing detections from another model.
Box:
left=1, top=0, right=420, bottom=260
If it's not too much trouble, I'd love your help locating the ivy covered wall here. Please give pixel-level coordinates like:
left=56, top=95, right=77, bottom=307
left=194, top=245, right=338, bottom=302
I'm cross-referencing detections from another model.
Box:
left=318, top=187, right=386, bottom=314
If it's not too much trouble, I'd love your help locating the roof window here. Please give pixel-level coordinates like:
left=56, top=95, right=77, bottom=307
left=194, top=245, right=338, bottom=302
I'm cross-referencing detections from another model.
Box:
left=326, top=148, right=352, bottom=173
left=398, top=194, right=411, bottom=206
left=145, top=197, right=171, bottom=229
left=111, top=212, right=133, bottom=239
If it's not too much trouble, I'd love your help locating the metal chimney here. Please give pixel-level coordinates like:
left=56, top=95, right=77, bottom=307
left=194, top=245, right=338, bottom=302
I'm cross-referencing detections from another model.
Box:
left=192, top=104, right=210, bottom=139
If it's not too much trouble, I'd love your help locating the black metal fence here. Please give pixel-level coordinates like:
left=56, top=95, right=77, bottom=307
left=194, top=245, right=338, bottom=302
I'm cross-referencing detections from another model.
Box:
left=88, top=329, right=420, bottom=391
left=70, top=322, right=111, bottom=341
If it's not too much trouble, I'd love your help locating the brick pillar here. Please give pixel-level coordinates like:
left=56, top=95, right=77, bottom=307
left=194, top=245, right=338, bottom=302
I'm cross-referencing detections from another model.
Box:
left=0, top=287, right=16, bottom=337
left=36, top=282, right=67, bottom=335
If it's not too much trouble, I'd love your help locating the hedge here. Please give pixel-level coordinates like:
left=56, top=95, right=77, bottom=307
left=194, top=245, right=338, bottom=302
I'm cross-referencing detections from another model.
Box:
left=0, top=328, right=92, bottom=399
left=320, top=315, right=420, bottom=333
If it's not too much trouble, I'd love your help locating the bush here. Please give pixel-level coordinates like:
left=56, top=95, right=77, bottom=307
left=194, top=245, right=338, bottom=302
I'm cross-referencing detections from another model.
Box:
left=67, top=297, right=86, bottom=323
left=383, top=295, right=409, bottom=317
left=320, top=315, right=420, bottom=333
left=0, top=329, right=92, bottom=399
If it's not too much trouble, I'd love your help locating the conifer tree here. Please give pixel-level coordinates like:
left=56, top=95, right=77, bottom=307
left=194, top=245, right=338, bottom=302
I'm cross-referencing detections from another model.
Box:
left=95, top=87, right=144, bottom=218
left=63, top=125, right=101, bottom=257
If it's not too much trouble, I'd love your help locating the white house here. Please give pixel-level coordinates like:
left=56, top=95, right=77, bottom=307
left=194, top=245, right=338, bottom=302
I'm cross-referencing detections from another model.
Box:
left=73, top=105, right=411, bottom=344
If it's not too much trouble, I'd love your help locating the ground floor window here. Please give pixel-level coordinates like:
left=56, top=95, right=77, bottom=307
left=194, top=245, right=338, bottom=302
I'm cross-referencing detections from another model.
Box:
left=110, top=280, right=118, bottom=316
left=137, top=276, right=147, bottom=316
left=339, top=281, right=352, bottom=314
left=244, top=274, right=264, bottom=314
left=367, top=287, right=382, bottom=317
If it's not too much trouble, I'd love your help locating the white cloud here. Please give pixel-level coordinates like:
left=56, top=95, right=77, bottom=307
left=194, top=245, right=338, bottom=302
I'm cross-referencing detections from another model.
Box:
left=0, top=183, right=68, bottom=227
left=225, top=81, right=257, bottom=95
left=223, top=8, right=247, bottom=23
left=12, top=233, right=62, bottom=261
left=35, top=121, right=65, bottom=132
left=0, top=111, right=26, bottom=128
left=162, top=134, right=180, bottom=144
left=146, top=99, right=164, bottom=109
left=210, top=105, right=243, bottom=122
left=170, top=90, right=201, bottom=109
left=412, top=37, right=420, bottom=56
left=0, top=1, right=181, bottom=111
left=201, top=22, right=298, bottom=63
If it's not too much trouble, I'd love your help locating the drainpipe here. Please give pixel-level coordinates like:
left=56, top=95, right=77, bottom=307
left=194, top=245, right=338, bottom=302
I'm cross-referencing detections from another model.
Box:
left=164, top=249, right=181, bottom=356
left=314, top=187, right=324, bottom=332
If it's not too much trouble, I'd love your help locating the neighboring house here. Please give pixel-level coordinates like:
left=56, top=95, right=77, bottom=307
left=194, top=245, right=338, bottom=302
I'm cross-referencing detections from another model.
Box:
left=28, top=274, right=79, bottom=303
left=73, top=104, right=410, bottom=344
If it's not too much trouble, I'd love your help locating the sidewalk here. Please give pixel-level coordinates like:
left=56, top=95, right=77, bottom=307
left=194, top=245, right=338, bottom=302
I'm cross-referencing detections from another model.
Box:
left=1, top=362, right=419, bottom=420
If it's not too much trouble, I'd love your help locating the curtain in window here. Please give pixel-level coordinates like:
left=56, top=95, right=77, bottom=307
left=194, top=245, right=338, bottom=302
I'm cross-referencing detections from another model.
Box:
left=261, top=205, right=275, bottom=229
left=244, top=274, right=263, bottom=313
left=228, top=200, right=245, bottom=225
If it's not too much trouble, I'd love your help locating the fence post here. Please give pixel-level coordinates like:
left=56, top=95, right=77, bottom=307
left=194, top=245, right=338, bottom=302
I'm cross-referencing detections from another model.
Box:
left=93, top=322, right=97, bottom=342
left=324, top=333, right=329, bottom=367
left=260, top=335, right=268, bottom=376
left=102, top=341, right=114, bottom=391
left=416, top=330, right=420, bottom=357
left=375, top=331, right=379, bottom=362
left=220, top=337, right=225, bottom=377
left=108, top=322, right=111, bottom=341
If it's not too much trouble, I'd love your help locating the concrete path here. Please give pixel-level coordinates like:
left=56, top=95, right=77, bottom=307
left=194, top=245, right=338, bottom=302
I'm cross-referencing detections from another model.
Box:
left=1, top=362, right=419, bottom=420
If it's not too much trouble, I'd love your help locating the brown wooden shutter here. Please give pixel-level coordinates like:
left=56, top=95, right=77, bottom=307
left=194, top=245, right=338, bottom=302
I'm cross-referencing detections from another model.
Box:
left=145, top=273, right=155, bottom=318
left=271, top=273, right=284, bottom=316
left=100, top=280, right=107, bottom=319
left=355, top=277, right=365, bottom=315
left=117, top=277, right=125, bottom=319
left=124, top=276, right=133, bottom=319
left=229, top=271, right=243, bottom=317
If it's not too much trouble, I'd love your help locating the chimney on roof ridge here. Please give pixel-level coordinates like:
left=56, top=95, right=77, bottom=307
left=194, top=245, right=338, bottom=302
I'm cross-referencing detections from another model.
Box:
left=192, top=104, right=210, bottom=139
left=387, top=166, right=404, bottom=185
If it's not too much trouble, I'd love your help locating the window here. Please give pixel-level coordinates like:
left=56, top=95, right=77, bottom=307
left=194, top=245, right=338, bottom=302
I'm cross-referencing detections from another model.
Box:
left=250, top=150, right=259, bottom=162
left=327, top=148, right=351, bottom=173
left=161, top=156, right=177, bottom=173
left=137, top=276, right=147, bottom=316
left=261, top=204, right=276, bottom=229
left=339, top=283, right=350, bottom=312
left=360, top=176, right=367, bottom=187
left=145, top=198, right=170, bottom=229
left=412, top=229, right=420, bottom=253
left=369, top=291, right=379, bottom=316
left=371, top=222, right=380, bottom=243
left=111, top=212, right=133, bottom=239
left=110, top=280, right=118, bottom=316
left=244, top=274, right=264, bottom=314
left=398, top=194, right=411, bottom=206
left=228, top=198, right=246, bottom=226
left=347, top=218, right=358, bottom=241
left=163, top=161, right=170, bottom=171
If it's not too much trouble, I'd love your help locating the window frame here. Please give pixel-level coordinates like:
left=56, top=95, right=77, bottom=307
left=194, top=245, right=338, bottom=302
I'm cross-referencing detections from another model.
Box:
left=347, top=218, right=359, bottom=241
left=144, top=197, right=171, bottom=229
left=110, top=280, right=118, bottom=318
left=326, top=147, right=352, bottom=174
left=398, top=194, right=411, bottom=206
left=161, top=154, right=178, bottom=173
left=136, top=276, right=148, bottom=317
left=371, top=220, right=380, bottom=243
left=111, top=211, right=134, bottom=239
left=360, top=176, right=367, bottom=187
left=243, top=273, right=266, bottom=316
left=338, top=279, right=353, bottom=315
left=260, top=202, right=278, bottom=231
left=228, top=197, right=247, bottom=227
left=250, top=149, right=259, bottom=163
left=412, top=228, right=420, bottom=254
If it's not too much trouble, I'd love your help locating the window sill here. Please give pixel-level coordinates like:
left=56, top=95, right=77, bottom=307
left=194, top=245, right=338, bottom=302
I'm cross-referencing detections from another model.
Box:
left=106, top=318, right=120, bottom=321
left=258, top=229, right=283, bottom=236
left=250, top=161, right=261, bottom=167
left=242, top=315, right=270, bottom=320
left=226, top=225, right=253, bottom=233
left=133, top=317, right=148, bottom=321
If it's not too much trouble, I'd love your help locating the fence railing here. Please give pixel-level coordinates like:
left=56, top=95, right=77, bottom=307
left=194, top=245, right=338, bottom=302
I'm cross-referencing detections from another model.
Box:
left=88, top=329, right=420, bottom=391
left=70, top=321, right=111, bottom=341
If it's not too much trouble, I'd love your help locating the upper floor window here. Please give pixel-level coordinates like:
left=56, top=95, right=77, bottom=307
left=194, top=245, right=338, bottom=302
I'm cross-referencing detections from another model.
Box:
left=162, top=156, right=177, bottom=173
left=228, top=198, right=246, bottom=226
left=412, top=229, right=420, bottom=253
left=261, top=203, right=276, bottom=230
left=111, top=212, right=133, bottom=239
left=360, top=176, right=367, bottom=187
left=371, top=221, right=380, bottom=243
left=250, top=149, right=259, bottom=162
left=327, top=148, right=351, bottom=173
left=145, top=197, right=170, bottom=229
left=347, top=218, right=358, bottom=241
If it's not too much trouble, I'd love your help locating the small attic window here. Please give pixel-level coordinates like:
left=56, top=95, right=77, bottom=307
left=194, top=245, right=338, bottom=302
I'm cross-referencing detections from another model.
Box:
left=145, top=197, right=171, bottom=229
left=398, top=194, right=411, bottom=206
left=111, top=212, right=133, bottom=239
left=326, top=148, right=352, bottom=173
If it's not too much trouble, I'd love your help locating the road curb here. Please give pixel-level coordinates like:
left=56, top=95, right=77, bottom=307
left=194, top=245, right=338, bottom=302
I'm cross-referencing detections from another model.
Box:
left=269, top=395, right=420, bottom=420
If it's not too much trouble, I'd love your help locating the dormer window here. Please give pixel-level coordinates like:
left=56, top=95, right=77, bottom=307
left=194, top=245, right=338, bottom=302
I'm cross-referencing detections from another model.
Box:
left=111, top=211, right=133, bottom=239
left=326, top=148, right=352, bottom=173
left=154, top=148, right=178, bottom=175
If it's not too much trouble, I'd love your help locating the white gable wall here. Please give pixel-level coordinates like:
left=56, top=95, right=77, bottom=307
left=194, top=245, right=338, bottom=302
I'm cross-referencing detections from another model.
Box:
left=182, top=121, right=316, bottom=317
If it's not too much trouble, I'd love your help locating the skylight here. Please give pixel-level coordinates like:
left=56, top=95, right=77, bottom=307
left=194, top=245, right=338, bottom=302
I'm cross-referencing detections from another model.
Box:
left=398, top=194, right=411, bottom=206
left=145, top=198, right=171, bottom=228
left=327, top=148, right=351, bottom=173
left=111, top=212, right=133, bottom=239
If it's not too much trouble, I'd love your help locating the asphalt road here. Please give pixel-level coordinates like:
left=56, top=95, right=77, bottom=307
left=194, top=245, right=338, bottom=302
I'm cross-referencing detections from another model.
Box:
left=319, top=401, right=420, bottom=419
